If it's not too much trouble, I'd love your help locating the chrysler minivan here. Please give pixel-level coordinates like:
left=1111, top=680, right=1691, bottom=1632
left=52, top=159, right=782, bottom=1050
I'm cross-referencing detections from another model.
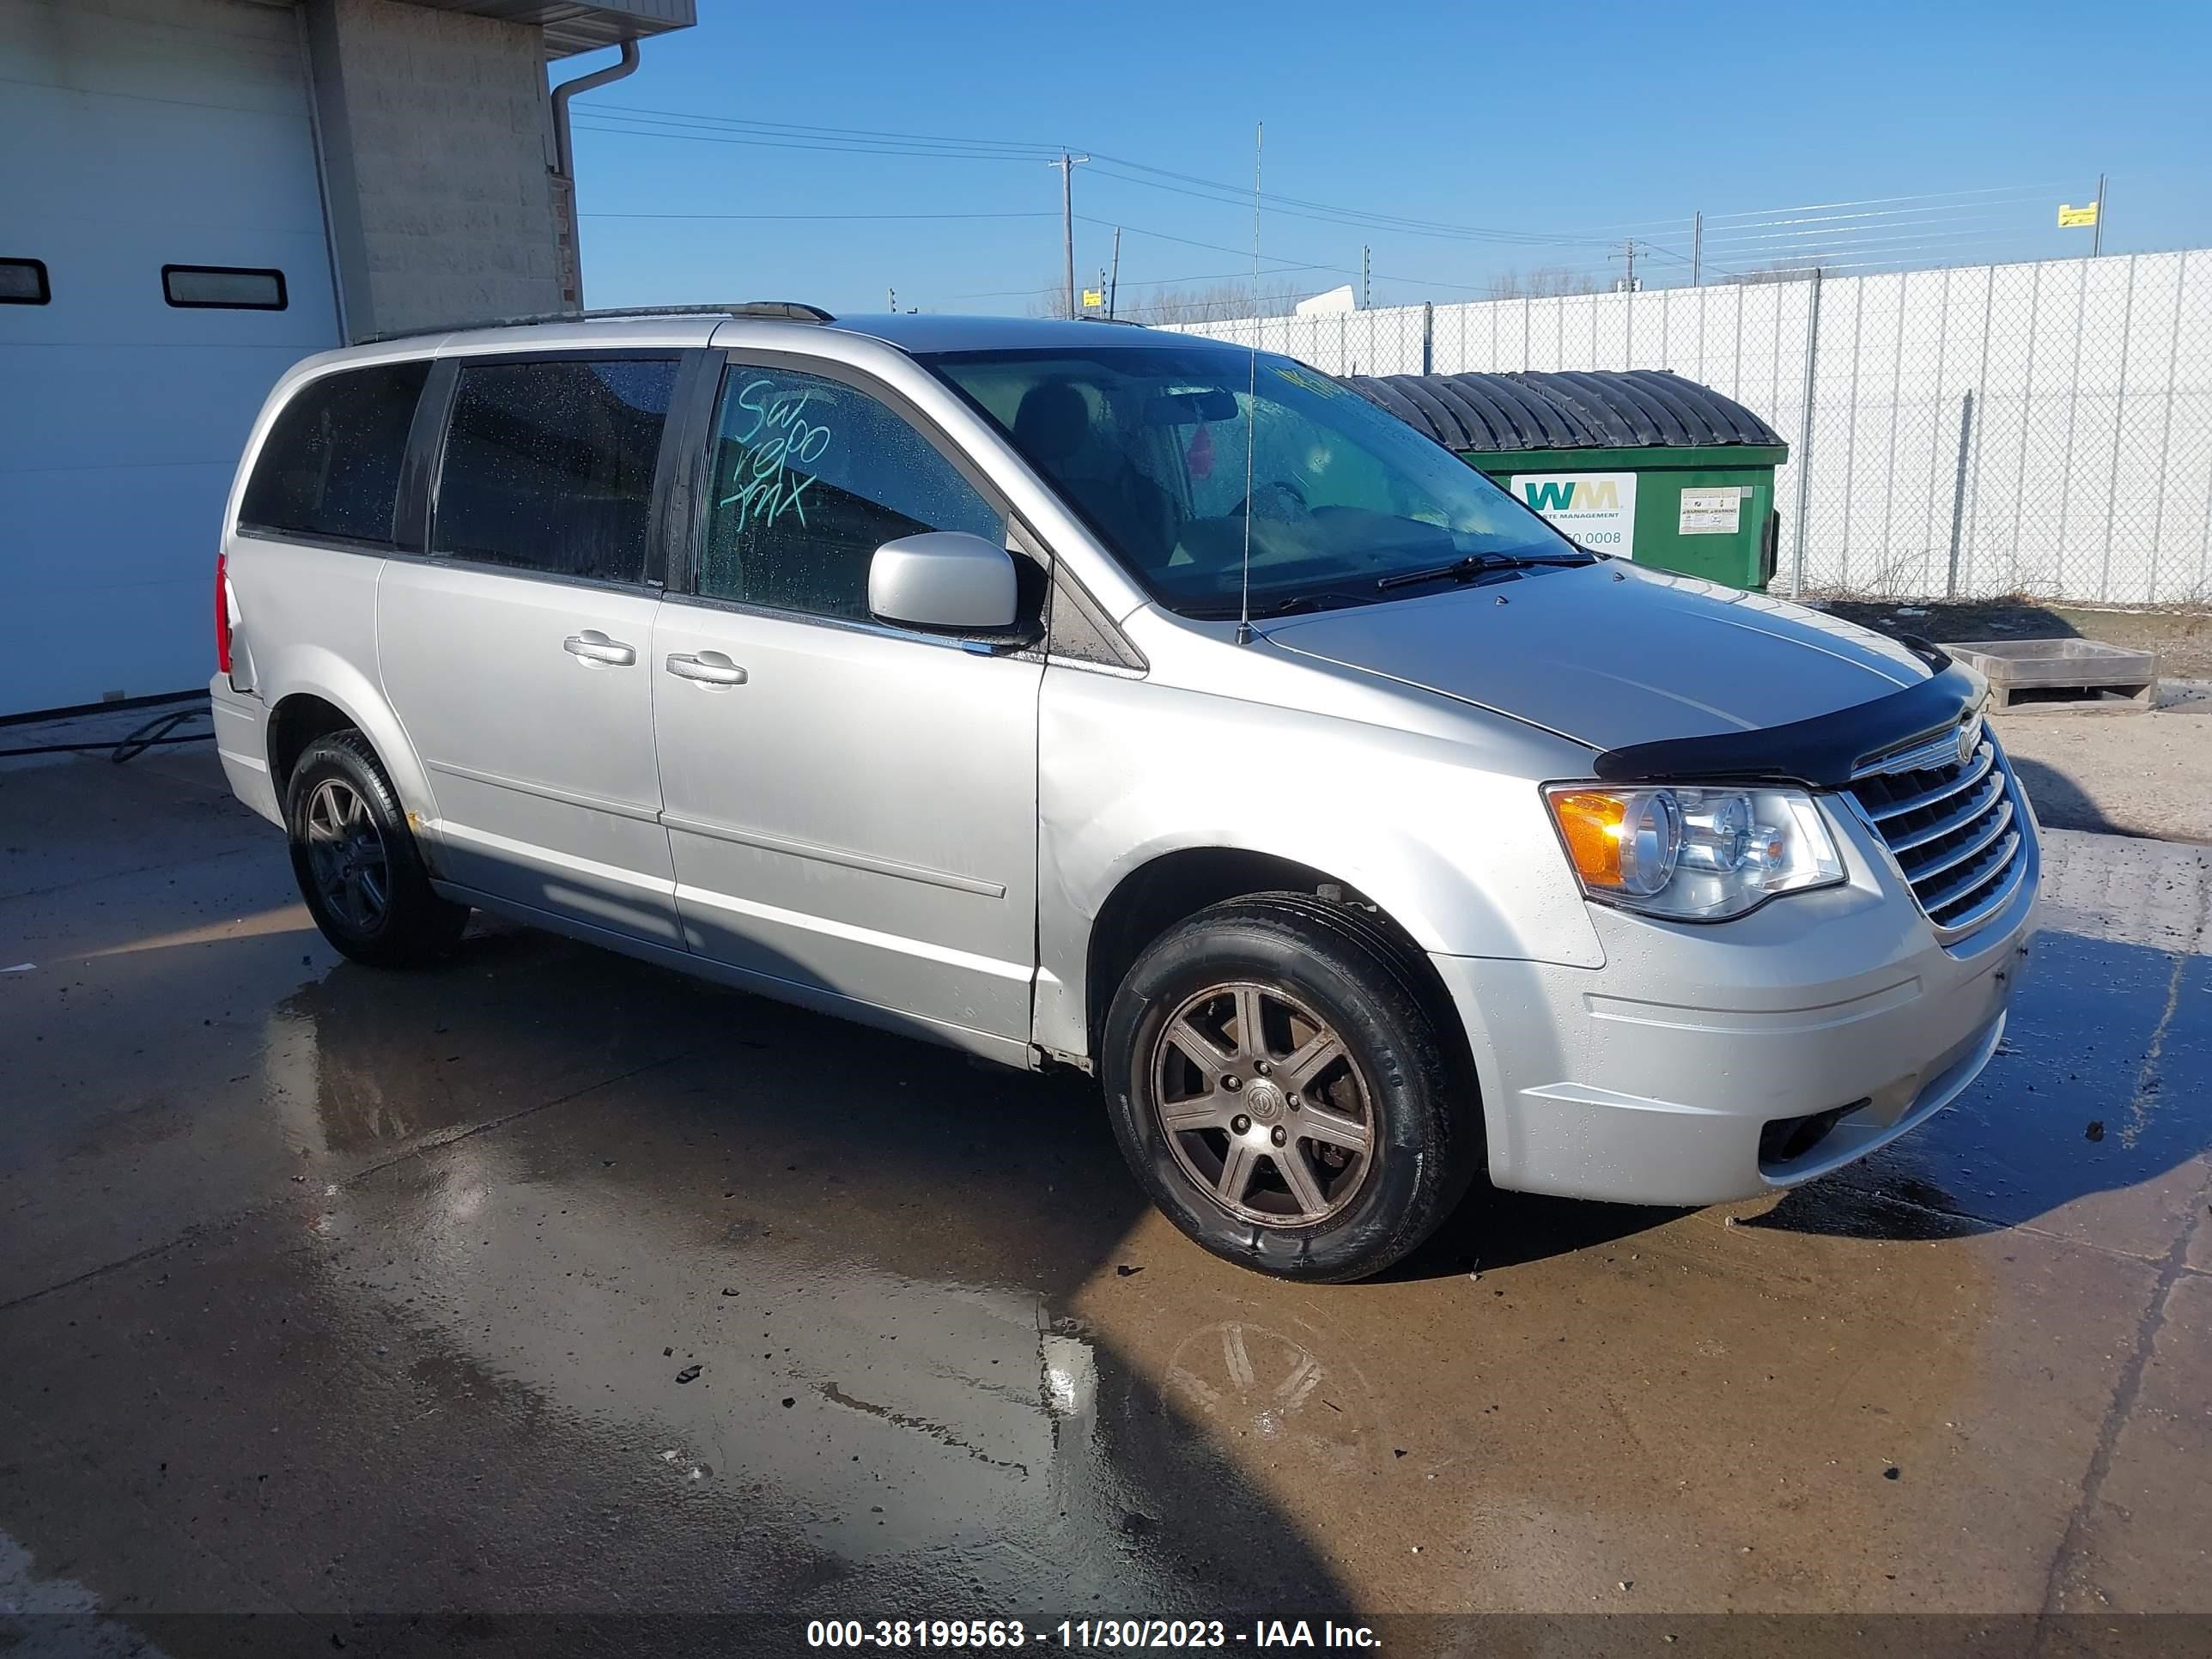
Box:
left=210, top=305, right=2038, bottom=1280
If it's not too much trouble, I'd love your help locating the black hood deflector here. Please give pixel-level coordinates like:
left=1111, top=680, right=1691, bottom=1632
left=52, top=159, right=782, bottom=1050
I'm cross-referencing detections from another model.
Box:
left=1593, top=653, right=1983, bottom=789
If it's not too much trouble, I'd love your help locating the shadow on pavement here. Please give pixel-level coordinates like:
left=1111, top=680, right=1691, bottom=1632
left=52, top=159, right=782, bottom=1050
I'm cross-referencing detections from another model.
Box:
left=1749, top=926, right=2209, bottom=1245
left=2004, top=754, right=2134, bottom=839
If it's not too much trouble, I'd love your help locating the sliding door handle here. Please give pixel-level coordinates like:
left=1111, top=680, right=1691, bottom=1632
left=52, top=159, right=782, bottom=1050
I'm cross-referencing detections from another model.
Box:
left=563, top=631, right=636, bottom=666
left=665, top=651, right=747, bottom=687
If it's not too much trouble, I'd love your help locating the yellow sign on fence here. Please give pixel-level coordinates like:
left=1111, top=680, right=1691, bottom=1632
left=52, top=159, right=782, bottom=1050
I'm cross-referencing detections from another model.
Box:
left=2057, top=203, right=2100, bottom=228
left=1081, top=289, right=1105, bottom=308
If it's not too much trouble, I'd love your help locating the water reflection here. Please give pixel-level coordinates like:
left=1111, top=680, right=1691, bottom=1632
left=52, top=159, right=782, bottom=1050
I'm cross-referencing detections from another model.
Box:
left=262, top=936, right=1357, bottom=1621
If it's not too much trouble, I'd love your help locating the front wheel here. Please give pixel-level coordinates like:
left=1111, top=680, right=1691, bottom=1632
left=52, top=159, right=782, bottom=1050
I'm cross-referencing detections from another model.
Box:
left=1101, top=894, right=1480, bottom=1282
left=286, top=731, right=469, bottom=969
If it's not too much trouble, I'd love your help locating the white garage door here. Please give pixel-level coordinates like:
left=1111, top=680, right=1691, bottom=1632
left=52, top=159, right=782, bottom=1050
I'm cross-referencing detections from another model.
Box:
left=0, top=0, right=340, bottom=717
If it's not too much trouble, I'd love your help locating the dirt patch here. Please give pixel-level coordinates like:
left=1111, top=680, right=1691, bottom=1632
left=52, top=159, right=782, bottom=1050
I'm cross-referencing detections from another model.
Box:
left=1820, top=597, right=2212, bottom=681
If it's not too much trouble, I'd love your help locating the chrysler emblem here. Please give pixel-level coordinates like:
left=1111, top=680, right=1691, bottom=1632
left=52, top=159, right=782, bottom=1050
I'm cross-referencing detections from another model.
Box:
left=1957, top=718, right=1980, bottom=767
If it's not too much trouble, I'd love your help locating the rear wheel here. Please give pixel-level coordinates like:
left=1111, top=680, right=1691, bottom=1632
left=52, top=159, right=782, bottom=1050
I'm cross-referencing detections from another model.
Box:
left=286, top=731, right=468, bottom=969
left=1102, top=894, right=1479, bottom=1282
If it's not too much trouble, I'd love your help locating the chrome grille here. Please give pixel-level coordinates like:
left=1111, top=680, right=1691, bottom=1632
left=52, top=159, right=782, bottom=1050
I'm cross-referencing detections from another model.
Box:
left=1849, top=720, right=2029, bottom=939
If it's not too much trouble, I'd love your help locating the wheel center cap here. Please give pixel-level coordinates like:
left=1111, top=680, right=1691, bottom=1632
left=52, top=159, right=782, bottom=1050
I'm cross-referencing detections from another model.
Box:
left=1243, top=1079, right=1286, bottom=1124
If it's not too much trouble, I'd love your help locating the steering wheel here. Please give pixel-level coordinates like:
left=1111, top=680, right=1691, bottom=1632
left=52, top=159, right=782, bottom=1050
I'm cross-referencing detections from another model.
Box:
left=1232, top=478, right=1311, bottom=520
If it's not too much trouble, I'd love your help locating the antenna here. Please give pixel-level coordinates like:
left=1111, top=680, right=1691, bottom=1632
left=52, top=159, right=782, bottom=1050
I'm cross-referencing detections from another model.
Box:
left=1235, top=121, right=1261, bottom=647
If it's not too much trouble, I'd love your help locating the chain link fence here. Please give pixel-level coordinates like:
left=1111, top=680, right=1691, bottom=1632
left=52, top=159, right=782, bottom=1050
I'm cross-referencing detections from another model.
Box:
left=1164, top=249, right=2212, bottom=607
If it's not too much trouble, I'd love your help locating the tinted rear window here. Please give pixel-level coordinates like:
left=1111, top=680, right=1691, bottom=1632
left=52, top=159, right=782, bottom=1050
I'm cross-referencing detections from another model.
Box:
left=240, top=362, right=429, bottom=544
left=431, top=358, right=676, bottom=585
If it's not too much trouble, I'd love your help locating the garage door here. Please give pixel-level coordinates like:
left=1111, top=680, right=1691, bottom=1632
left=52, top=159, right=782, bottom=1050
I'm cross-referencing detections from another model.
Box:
left=0, top=0, right=340, bottom=717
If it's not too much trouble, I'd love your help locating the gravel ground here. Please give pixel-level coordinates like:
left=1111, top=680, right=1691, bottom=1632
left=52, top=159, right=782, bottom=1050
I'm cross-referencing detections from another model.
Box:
left=1814, top=599, right=2212, bottom=844
left=1995, top=682, right=2212, bottom=845
left=1824, top=597, right=2212, bottom=680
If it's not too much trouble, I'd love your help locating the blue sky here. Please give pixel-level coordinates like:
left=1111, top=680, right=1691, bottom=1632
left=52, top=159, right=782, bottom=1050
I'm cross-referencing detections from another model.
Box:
left=570, top=0, right=2212, bottom=318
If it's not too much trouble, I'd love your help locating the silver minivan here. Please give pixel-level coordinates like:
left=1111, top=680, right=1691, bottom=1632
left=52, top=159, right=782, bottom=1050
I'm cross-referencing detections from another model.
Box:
left=210, top=306, right=2039, bottom=1281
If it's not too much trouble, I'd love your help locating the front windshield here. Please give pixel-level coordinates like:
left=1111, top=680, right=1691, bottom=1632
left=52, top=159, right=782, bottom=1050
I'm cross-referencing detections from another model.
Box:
left=926, top=344, right=1589, bottom=617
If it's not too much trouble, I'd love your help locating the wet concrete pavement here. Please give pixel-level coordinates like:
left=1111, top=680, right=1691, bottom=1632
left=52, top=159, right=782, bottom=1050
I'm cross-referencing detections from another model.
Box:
left=3, top=743, right=2209, bottom=1653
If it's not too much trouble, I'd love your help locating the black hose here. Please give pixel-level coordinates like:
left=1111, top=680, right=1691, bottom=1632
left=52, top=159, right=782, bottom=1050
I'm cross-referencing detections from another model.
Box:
left=0, top=702, right=214, bottom=763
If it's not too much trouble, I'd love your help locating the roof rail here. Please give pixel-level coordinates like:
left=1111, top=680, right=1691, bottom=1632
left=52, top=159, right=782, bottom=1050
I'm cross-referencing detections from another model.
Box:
left=353, top=301, right=835, bottom=347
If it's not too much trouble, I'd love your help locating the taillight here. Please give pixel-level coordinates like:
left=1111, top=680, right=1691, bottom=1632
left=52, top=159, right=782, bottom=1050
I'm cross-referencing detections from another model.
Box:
left=215, top=550, right=234, bottom=676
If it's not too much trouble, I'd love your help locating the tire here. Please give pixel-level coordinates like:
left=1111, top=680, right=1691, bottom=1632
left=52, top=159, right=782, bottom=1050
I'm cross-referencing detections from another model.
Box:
left=285, top=730, right=469, bottom=969
left=1101, top=893, right=1480, bottom=1283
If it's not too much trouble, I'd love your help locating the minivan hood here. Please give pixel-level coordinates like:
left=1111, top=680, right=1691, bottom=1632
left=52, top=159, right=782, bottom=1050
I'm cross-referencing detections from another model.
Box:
left=1261, top=562, right=1931, bottom=752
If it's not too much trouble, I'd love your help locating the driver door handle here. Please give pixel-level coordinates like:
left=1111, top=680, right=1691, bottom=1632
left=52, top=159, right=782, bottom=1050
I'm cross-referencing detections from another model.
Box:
left=562, top=630, right=636, bottom=666
left=665, top=651, right=748, bottom=687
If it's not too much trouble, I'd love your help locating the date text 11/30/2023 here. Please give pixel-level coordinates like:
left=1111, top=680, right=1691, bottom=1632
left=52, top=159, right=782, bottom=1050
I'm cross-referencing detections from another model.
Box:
left=805, top=1617, right=1382, bottom=1649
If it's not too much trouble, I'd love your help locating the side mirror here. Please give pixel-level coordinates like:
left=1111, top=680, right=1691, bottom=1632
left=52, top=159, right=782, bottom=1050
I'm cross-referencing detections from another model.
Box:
left=868, top=532, right=1020, bottom=634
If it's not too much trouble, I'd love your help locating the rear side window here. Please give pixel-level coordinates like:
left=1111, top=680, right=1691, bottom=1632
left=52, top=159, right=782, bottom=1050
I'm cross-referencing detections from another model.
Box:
left=432, top=357, right=677, bottom=585
left=240, top=361, right=429, bottom=544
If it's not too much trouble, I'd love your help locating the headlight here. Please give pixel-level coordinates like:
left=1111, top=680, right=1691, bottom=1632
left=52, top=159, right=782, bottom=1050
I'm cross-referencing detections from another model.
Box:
left=1543, top=783, right=1844, bottom=921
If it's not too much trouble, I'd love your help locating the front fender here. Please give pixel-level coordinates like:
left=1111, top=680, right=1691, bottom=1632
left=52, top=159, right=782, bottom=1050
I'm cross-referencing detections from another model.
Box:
left=1033, top=669, right=1601, bottom=1061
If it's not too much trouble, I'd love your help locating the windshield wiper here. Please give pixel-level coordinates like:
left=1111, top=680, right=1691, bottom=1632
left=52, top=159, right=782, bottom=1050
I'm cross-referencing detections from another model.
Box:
left=1254, top=590, right=1374, bottom=617
left=1375, top=550, right=1597, bottom=592
left=1183, top=590, right=1374, bottom=621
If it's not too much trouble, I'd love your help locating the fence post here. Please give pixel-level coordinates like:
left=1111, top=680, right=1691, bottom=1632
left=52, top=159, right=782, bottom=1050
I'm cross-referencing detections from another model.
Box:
left=1946, top=390, right=1975, bottom=598
left=1790, top=267, right=1823, bottom=600
left=2097, top=254, right=2139, bottom=599
left=1960, top=264, right=1996, bottom=599
left=2144, top=252, right=2190, bottom=598
left=1421, top=302, right=1434, bottom=375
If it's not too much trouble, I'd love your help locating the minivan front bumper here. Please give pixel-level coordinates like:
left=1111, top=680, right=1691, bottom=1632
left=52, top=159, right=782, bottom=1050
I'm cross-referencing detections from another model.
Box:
left=1432, top=787, right=2039, bottom=1207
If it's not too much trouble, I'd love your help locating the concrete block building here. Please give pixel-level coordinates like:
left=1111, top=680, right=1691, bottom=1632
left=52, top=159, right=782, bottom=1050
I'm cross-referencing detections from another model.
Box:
left=0, top=0, right=696, bottom=717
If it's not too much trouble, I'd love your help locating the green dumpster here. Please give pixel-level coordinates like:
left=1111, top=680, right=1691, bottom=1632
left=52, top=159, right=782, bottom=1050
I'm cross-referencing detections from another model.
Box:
left=1339, top=369, right=1788, bottom=590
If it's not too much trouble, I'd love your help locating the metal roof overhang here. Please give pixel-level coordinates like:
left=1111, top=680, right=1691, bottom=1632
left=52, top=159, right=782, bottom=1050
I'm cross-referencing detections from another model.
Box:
left=404, top=0, right=696, bottom=58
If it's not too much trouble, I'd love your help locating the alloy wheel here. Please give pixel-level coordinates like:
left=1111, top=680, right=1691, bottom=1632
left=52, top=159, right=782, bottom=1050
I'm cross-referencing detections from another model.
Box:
left=1150, top=980, right=1377, bottom=1226
left=303, top=778, right=390, bottom=934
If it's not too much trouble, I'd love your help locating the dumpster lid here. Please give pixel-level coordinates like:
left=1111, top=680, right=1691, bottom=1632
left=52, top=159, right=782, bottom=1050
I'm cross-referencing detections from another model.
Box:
left=1339, top=368, right=1784, bottom=454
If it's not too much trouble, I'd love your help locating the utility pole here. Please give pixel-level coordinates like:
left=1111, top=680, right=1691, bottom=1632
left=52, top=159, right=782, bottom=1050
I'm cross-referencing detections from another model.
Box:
left=2093, top=172, right=2106, bottom=257
left=1108, top=226, right=1121, bottom=319
left=1692, top=212, right=1702, bottom=288
left=1048, top=152, right=1090, bottom=319
left=1612, top=237, right=1638, bottom=292
left=1361, top=245, right=1370, bottom=308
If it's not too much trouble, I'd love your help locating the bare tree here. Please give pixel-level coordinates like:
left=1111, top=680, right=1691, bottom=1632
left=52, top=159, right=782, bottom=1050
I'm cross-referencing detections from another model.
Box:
left=1123, top=280, right=1306, bottom=325
left=1719, top=258, right=1824, bottom=286
left=1017, top=277, right=1306, bottom=325
left=1488, top=265, right=1603, bottom=299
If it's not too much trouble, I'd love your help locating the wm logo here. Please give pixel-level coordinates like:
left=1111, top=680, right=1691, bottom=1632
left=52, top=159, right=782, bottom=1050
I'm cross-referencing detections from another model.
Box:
left=1524, top=479, right=1618, bottom=512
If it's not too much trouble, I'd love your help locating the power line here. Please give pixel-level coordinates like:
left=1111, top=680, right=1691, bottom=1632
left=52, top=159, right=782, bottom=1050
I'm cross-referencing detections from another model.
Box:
left=933, top=261, right=1327, bottom=304
left=569, top=100, right=2081, bottom=303
left=585, top=102, right=1067, bottom=156
left=574, top=100, right=1656, bottom=249
left=1074, top=218, right=1516, bottom=297
left=579, top=210, right=1058, bottom=222
left=1695, top=182, right=2067, bottom=225
left=569, top=116, right=1048, bottom=161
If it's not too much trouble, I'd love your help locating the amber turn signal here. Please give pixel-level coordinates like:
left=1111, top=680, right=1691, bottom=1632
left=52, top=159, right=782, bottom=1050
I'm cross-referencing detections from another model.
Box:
left=1549, top=790, right=1628, bottom=885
